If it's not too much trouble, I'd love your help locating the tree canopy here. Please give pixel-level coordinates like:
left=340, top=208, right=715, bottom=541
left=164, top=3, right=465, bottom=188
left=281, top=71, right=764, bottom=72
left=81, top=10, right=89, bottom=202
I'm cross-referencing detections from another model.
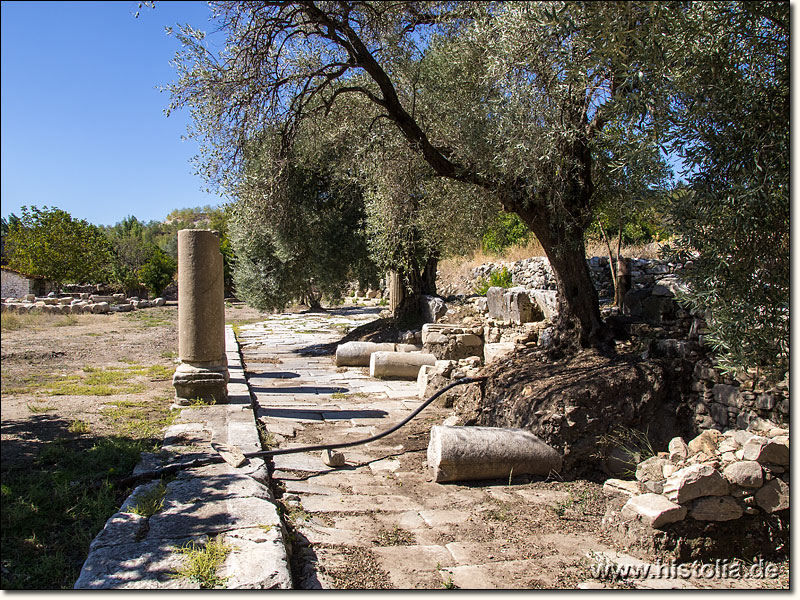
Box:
left=662, top=2, right=789, bottom=382
left=169, top=1, right=680, bottom=349
left=5, top=206, right=113, bottom=286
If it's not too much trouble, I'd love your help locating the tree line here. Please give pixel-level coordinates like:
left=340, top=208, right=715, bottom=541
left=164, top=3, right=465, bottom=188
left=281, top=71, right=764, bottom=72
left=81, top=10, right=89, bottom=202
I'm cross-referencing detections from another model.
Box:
left=1, top=205, right=232, bottom=298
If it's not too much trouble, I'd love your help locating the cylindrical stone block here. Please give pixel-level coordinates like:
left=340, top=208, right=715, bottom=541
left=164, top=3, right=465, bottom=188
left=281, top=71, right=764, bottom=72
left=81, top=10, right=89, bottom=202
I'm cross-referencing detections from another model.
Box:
left=369, top=351, right=436, bottom=379
left=178, top=229, right=226, bottom=363
left=427, top=425, right=562, bottom=483
left=334, top=342, right=397, bottom=367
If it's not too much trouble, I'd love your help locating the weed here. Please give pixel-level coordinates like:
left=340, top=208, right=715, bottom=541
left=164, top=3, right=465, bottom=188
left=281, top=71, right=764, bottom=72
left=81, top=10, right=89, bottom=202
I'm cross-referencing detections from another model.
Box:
left=1, top=313, right=88, bottom=331
left=26, top=402, right=56, bottom=413
left=552, top=488, right=597, bottom=518
left=68, top=420, right=91, bottom=435
left=285, top=505, right=311, bottom=523
left=258, top=524, right=274, bottom=533
left=473, top=266, right=515, bottom=295
left=592, top=426, right=657, bottom=477
left=129, top=480, right=167, bottom=517
left=161, top=350, right=178, bottom=359
left=256, top=420, right=277, bottom=450
left=172, top=536, right=232, bottom=589
left=442, top=576, right=458, bottom=589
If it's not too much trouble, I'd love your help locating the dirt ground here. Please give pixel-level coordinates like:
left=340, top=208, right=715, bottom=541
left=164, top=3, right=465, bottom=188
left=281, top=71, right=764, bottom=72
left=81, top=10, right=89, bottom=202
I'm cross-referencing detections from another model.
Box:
left=1, top=302, right=271, bottom=467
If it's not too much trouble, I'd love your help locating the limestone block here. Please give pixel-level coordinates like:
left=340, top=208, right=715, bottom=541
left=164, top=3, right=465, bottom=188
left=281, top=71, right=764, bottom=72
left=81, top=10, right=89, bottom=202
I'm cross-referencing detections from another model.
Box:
left=733, top=429, right=756, bottom=447
left=754, top=478, right=789, bottom=513
left=25, top=293, right=36, bottom=302
left=687, top=430, right=722, bottom=456
left=486, top=287, right=505, bottom=320
left=456, top=333, right=482, bottom=347
left=419, top=295, right=447, bottom=323
left=93, top=302, right=111, bottom=314
left=635, top=456, right=669, bottom=485
left=483, top=342, right=516, bottom=364
left=529, top=290, right=558, bottom=322
left=427, top=425, right=561, bottom=483
left=742, top=436, right=789, bottom=465
left=668, top=437, right=689, bottom=462
left=59, top=297, right=72, bottom=305
left=417, top=364, right=436, bottom=398
left=722, top=461, right=763, bottom=489
left=621, top=493, right=687, bottom=529
left=334, top=341, right=396, bottom=367
left=602, top=479, right=643, bottom=500
left=503, top=287, right=539, bottom=324
left=89, top=295, right=115, bottom=304
left=321, top=449, right=346, bottom=467
left=153, top=297, right=166, bottom=307
left=689, top=496, right=743, bottom=521
left=369, top=351, right=436, bottom=380
left=651, top=275, right=687, bottom=298
left=663, top=464, right=729, bottom=504
left=396, top=343, right=423, bottom=353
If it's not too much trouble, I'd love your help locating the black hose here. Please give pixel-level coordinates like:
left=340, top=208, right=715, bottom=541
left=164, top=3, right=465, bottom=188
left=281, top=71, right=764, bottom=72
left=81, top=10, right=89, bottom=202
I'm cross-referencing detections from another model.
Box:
left=111, top=376, right=486, bottom=489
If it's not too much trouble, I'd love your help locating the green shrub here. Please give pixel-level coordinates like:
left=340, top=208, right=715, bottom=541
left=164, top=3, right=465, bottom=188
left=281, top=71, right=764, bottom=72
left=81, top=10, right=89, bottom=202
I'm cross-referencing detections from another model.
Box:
left=474, top=266, right=514, bottom=295
left=481, top=212, right=531, bottom=255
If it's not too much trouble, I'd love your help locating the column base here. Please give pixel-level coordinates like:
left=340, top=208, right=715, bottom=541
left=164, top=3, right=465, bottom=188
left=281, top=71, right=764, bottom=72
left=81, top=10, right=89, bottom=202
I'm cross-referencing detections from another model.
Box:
left=173, top=361, right=229, bottom=404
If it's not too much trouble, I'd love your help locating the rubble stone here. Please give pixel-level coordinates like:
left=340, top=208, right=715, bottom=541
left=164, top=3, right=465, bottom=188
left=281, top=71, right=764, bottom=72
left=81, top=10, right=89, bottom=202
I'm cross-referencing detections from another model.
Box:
left=621, top=493, right=687, bottom=529
left=663, top=464, right=729, bottom=504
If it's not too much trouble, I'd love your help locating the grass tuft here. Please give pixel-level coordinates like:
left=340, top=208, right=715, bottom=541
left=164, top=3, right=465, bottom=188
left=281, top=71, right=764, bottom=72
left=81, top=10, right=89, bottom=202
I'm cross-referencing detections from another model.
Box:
left=172, top=535, right=232, bottom=589
left=129, top=480, right=167, bottom=518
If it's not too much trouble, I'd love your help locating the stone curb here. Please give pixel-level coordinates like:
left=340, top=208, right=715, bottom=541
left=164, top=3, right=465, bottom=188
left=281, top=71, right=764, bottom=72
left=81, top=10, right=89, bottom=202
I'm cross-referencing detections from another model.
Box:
left=74, top=326, right=292, bottom=589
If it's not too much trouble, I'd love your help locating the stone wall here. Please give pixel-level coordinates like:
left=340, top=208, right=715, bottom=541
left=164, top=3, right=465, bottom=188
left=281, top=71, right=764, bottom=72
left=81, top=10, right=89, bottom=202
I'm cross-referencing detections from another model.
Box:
left=470, top=256, right=681, bottom=301
left=467, top=255, right=788, bottom=432
left=1, top=267, right=57, bottom=298
left=602, top=425, right=789, bottom=561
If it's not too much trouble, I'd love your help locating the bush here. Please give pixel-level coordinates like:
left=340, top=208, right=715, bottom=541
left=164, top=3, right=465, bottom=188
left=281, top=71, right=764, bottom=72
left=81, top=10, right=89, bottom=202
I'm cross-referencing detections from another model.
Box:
left=474, top=266, right=514, bottom=295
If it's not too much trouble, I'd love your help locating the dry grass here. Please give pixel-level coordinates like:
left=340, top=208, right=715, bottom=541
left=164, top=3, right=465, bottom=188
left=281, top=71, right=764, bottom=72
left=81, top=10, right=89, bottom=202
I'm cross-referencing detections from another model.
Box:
left=438, top=238, right=664, bottom=295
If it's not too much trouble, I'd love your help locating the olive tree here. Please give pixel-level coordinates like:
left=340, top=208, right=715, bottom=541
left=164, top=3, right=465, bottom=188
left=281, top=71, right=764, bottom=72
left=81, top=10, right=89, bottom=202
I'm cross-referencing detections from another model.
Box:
left=663, top=2, right=789, bottom=382
left=229, top=134, right=378, bottom=311
left=168, top=1, right=674, bottom=350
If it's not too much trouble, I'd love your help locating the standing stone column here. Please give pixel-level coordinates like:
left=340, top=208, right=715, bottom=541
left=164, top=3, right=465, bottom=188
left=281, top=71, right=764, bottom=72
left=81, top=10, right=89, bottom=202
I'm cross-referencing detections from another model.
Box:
left=172, top=229, right=229, bottom=403
left=388, top=270, right=404, bottom=317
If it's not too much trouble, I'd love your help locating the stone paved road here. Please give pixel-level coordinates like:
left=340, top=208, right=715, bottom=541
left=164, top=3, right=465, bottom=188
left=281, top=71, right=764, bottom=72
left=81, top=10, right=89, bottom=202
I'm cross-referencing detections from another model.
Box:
left=238, top=308, right=781, bottom=590
left=238, top=308, right=618, bottom=590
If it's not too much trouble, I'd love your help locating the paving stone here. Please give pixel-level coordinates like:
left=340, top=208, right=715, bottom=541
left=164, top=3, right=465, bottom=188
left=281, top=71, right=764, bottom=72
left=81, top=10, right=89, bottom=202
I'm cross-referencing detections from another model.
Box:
left=75, top=538, right=200, bottom=589
left=442, top=559, right=555, bottom=589
left=374, top=510, right=427, bottom=529
left=271, top=452, right=331, bottom=472
left=368, top=458, right=402, bottom=473
left=372, top=545, right=454, bottom=588
left=301, top=494, right=424, bottom=514
left=147, top=495, right=283, bottom=540
left=295, top=523, right=365, bottom=546
left=418, top=509, right=473, bottom=527
left=221, top=530, right=292, bottom=589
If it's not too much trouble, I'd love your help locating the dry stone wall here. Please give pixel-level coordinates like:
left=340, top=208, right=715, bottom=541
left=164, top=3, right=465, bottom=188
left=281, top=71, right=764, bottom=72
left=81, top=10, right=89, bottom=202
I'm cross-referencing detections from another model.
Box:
left=602, top=421, right=789, bottom=561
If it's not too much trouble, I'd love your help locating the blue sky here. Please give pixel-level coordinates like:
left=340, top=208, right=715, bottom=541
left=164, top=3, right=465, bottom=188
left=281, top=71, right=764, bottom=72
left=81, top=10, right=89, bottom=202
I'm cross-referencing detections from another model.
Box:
left=1, top=1, right=222, bottom=226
